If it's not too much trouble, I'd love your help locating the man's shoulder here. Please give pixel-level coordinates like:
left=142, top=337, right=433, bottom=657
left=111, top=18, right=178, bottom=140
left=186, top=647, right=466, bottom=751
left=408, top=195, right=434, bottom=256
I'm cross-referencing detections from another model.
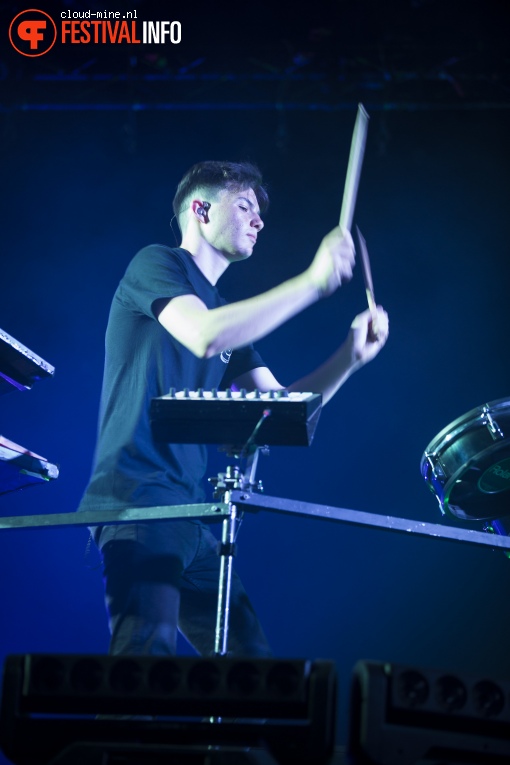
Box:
left=130, top=244, right=187, bottom=266
left=121, top=245, right=190, bottom=281
left=110, top=246, right=195, bottom=317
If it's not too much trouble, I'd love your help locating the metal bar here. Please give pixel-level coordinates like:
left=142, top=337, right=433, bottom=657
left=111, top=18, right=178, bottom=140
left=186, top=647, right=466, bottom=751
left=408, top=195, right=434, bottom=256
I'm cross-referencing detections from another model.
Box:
left=214, top=501, right=239, bottom=656
left=0, top=503, right=229, bottom=530
left=2, top=492, right=508, bottom=551
left=230, top=491, right=510, bottom=551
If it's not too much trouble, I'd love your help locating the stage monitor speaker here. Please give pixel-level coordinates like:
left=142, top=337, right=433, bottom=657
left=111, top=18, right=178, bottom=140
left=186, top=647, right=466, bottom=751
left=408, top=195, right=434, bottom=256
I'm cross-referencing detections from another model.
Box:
left=0, top=653, right=337, bottom=765
left=348, top=659, right=510, bottom=764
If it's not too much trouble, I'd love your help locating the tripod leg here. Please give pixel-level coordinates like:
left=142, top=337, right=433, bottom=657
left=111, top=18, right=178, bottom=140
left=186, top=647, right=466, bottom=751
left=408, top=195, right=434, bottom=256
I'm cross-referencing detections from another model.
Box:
left=214, top=502, right=239, bottom=656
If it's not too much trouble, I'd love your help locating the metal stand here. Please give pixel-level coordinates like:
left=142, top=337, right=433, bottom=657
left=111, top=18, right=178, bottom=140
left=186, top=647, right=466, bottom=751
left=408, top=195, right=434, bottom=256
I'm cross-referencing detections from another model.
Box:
left=209, top=448, right=265, bottom=656
left=2, top=452, right=510, bottom=660
left=215, top=494, right=238, bottom=656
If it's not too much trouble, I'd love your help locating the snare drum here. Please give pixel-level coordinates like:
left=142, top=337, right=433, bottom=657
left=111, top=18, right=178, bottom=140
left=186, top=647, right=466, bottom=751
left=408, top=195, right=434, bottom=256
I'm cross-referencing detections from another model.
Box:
left=420, top=398, right=510, bottom=521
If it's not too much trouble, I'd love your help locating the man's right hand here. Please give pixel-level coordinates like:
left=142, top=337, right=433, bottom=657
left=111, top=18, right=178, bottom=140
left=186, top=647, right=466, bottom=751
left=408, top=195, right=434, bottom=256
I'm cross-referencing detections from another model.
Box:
left=306, top=226, right=356, bottom=297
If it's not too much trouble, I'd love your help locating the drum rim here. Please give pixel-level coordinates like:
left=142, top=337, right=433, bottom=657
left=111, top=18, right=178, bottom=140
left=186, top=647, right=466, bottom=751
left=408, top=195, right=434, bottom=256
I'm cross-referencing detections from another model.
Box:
left=420, top=396, right=510, bottom=472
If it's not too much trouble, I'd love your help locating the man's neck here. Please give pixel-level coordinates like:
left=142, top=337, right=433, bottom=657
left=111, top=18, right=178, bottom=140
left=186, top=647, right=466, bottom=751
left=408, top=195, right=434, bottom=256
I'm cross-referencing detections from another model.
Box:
left=179, top=234, right=229, bottom=286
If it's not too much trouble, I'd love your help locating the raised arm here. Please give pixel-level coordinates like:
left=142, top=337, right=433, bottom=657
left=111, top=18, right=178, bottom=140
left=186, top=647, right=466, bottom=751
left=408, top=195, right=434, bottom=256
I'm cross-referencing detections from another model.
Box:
left=287, top=306, right=389, bottom=404
left=231, top=307, right=389, bottom=406
left=157, top=227, right=355, bottom=358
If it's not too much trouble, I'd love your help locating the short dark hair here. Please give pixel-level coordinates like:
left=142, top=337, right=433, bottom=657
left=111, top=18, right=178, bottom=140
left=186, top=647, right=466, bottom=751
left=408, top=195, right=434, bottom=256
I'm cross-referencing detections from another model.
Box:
left=172, top=160, right=269, bottom=229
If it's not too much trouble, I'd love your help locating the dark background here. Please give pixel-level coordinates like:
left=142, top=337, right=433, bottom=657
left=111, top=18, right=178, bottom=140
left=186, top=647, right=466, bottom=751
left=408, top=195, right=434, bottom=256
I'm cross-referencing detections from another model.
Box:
left=1, top=0, right=509, bottom=754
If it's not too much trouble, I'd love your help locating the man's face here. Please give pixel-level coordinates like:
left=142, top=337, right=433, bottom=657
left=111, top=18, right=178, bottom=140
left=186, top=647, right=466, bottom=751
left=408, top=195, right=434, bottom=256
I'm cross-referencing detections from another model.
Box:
left=202, top=187, right=264, bottom=261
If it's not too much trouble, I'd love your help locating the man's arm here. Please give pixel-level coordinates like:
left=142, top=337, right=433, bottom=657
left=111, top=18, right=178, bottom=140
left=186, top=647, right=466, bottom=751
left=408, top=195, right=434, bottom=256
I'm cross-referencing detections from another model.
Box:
left=287, top=307, right=389, bottom=404
left=157, top=227, right=355, bottom=358
left=230, top=307, right=389, bottom=406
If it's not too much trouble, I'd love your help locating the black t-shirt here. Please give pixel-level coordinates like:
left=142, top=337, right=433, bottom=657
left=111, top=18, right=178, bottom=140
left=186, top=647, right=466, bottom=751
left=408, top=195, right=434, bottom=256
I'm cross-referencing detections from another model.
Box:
left=78, top=245, right=265, bottom=513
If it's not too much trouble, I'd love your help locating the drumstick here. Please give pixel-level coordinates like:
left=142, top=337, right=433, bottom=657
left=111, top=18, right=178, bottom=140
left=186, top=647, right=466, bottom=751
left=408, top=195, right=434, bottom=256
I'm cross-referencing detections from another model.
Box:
left=339, top=103, right=370, bottom=233
left=355, top=225, right=379, bottom=339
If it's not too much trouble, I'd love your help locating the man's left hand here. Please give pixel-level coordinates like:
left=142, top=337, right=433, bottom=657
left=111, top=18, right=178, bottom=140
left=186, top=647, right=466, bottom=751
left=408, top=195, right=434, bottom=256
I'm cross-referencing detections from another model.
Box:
left=348, top=306, right=389, bottom=366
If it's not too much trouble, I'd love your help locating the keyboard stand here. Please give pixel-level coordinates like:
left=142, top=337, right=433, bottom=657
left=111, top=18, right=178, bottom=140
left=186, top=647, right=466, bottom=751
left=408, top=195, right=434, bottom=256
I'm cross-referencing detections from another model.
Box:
left=2, top=486, right=510, bottom=655
left=0, top=503, right=230, bottom=530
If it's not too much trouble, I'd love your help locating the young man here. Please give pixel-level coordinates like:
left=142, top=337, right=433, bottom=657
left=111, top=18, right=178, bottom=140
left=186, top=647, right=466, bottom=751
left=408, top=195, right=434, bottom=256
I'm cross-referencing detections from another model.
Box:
left=78, top=160, right=389, bottom=658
